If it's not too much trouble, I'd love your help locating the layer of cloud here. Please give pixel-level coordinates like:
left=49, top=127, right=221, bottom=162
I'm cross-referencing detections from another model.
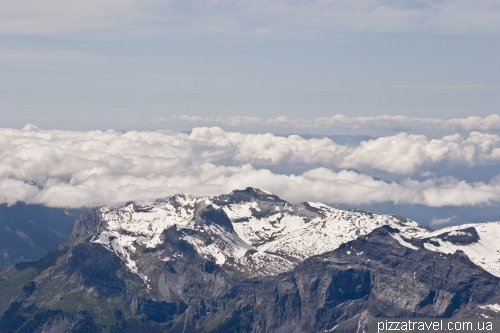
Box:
left=431, top=215, right=456, bottom=226
left=1, top=0, right=500, bottom=37
left=9, top=125, right=500, bottom=175
left=160, top=114, right=500, bottom=133
left=3, top=126, right=500, bottom=208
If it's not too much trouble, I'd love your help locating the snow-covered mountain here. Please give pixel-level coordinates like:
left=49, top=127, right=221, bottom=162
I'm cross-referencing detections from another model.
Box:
left=90, top=187, right=500, bottom=279
left=414, top=222, right=500, bottom=277
left=3, top=188, right=500, bottom=332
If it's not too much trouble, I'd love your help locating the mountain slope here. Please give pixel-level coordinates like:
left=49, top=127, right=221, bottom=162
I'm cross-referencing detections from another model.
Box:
left=0, top=222, right=499, bottom=333
left=92, top=188, right=429, bottom=277
left=0, top=203, right=84, bottom=270
left=78, top=187, right=500, bottom=279
left=1, top=188, right=500, bottom=332
left=413, top=222, right=500, bottom=277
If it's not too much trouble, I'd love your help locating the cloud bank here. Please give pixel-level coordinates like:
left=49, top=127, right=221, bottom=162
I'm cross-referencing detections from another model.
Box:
left=2, top=126, right=500, bottom=208
left=1, top=0, right=500, bottom=37
left=159, top=114, right=500, bottom=133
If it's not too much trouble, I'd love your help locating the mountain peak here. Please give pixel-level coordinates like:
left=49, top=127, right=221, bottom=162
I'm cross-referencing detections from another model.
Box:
left=75, top=189, right=500, bottom=280
left=221, top=187, right=283, bottom=204
left=88, top=190, right=435, bottom=277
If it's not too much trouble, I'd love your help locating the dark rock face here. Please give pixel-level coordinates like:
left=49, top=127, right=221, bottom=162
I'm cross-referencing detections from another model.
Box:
left=434, top=227, right=480, bottom=245
left=199, top=204, right=234, bottom=231
left=136, top=298, right=187, bottom=323
left=69, top=208, right=101, bottom=241
left=215, top=188, right=285, bottom=205
left=67, top=244, right=127, bottom=297
left=213, top=188, right=290, bottom=221
left=325, top=268, right=371, bottom=306
left=0, top=211, right=499, bottom=333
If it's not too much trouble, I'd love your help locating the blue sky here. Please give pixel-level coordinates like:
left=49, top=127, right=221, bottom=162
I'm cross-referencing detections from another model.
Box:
left=0, top=0, right=499, bottom=132
left=3, top=1, right=500, bottom=225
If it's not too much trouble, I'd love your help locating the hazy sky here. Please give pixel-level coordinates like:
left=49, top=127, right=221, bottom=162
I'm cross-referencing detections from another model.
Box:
left=2, top=1, right=500, bottom=226
left=1, top=0, right=499, bottom=131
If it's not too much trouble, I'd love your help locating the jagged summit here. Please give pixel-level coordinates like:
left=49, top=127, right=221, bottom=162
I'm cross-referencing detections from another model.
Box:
left=213, top=187, right=286, bottom=210
left=80, top=188, right=500, bottom=279
left=90, top=188, right=428, bottom=278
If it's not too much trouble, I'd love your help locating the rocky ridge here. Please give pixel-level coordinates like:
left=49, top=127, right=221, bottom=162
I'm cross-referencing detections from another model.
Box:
left=92, top=188, right=500, bottom=279
left=1, top=188, right=500, bottom=332
left=92, top=188, right=430, bottom=278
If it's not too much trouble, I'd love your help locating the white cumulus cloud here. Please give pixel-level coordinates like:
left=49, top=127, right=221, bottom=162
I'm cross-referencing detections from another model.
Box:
left=2, top=126, right=500, bottom=208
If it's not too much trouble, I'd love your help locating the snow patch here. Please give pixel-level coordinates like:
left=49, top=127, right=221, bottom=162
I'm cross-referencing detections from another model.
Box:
left=307, top=202, right=330, bottom=210
left=391, top=233, right=419, bottom=250
left=478, top=304, right=500, bottom=312
left=92, top=191, right=500, bottom=279
left=419, top=222, right=500, bottom=277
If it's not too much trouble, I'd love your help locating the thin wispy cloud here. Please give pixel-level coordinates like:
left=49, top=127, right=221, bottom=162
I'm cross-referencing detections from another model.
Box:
left=3, top=125, right=500, bottom=208
left=158, top=114, right=500, bottom=133
left=1, top=0, right=500, bottom=37
left=0, top=49, right=97, bottom=63
left=431, top=216, right=456, bottom=226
